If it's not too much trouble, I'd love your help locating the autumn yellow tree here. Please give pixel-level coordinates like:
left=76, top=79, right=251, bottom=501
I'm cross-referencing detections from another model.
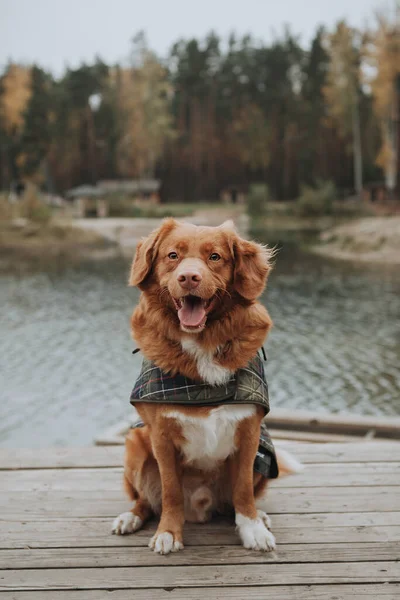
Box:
left=0, top=64, right=32, bottom=181
left=324, top=21, right=364, bottom=197
left=113, top=35, right=174, bottom=179
left=0, top=64, right=32, bottom=136
left=368, top=8, right=400, bottom=192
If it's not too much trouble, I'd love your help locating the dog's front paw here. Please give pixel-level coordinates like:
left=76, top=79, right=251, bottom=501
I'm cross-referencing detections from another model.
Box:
left=112, top=511, right=143, bottom=535
left=257, top=509, right=272, bottom=530
left=236, top=513, right=276, bottom=552
left=149, top=531, right=184, bottom=555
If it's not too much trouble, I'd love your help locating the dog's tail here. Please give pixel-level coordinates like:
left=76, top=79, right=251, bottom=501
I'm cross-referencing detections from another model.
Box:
left=275, top=447, right=304, bottom=477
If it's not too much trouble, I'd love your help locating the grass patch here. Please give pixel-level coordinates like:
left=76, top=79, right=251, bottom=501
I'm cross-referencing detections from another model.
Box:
left=296, top=180, right=336, bottom=217
left=107, top=197, right=198, bottom=219
left=247, top=184, right=269, bottom=218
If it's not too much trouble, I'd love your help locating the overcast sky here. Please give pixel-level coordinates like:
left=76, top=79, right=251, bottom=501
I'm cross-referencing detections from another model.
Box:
left=1, top=0, right=387, bottom=75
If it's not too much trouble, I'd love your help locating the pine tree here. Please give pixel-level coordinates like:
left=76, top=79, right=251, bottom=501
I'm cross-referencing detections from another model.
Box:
left=20, top=66, right=53, bottom=184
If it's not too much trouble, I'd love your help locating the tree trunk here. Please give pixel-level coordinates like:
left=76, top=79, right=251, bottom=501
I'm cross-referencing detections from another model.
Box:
left=352, top=98, right=363, bottom=199
left=87, top=105, right=97, bottom=184
left=384, top=79, right=399, bottom=195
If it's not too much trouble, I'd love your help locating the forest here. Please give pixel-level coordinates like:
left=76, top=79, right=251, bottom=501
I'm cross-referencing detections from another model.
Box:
left=0, top=13, right=399, bottom=203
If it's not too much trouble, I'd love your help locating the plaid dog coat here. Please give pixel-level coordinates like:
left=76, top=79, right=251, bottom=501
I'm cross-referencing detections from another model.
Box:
left=130, top=352, right=278, bottom=479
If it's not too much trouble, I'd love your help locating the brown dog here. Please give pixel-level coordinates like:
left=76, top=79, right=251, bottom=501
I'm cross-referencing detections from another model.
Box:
left=112, top=219, right=301, bottom=554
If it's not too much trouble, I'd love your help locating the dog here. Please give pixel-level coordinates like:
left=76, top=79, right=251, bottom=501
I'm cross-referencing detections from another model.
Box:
left=112, top=219, right=302, bottom=554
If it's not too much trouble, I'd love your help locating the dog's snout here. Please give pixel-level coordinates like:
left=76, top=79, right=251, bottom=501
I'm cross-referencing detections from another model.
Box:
left=177, top=270, right=202, bottom=290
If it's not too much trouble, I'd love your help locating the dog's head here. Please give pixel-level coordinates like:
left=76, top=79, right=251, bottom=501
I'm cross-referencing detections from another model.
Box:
left=129, top=219, right=273, bottom=334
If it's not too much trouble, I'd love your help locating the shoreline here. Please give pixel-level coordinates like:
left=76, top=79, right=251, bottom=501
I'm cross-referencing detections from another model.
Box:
left=0, top=220, right=119, bottom=273
left=2, top=212, right=400, bottom=272
left=0, top=207, right=248, bottom=272
left=310, top=217, right=400, bottom=265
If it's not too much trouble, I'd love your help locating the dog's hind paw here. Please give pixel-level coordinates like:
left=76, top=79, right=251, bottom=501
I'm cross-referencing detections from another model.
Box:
left=149, top=531, right=184, bottom=555
left=112, top=511, right=143, bottom=535
left=236, top=513, right=276, bottom=552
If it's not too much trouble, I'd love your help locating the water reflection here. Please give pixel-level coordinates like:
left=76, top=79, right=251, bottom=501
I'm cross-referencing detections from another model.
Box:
left=1, top=242, right=399, bottom=447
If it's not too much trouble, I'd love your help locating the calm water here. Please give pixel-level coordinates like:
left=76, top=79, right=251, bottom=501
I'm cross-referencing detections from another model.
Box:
left=1, top=241, right=400, bottom=448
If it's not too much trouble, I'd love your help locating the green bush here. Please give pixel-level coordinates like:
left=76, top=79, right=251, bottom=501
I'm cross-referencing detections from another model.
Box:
left=296, top=180, right=336, bottom=217
left=247, top=184, right=269, bottom=218
left=108, top=196, right=195, bottom=219
left=0, top=194, right=13, bottom=221
left=140, top=205, right=194, bottom=218
left=19, top=186, right=52, bottom=224
left=107, top=197, right=141, bottom=217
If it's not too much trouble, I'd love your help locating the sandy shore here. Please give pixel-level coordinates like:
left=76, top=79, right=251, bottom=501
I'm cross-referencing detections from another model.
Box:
left=0, top=219, right=117, bottom=273
left=312, top=217, right=400, bottom=264
left=73, top=209, right=249, bottom=255
left=0, top=207, right=248, bottom=272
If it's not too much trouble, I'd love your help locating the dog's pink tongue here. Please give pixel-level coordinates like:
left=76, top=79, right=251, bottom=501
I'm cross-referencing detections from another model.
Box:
left=178, top=297, right=206, bottom=327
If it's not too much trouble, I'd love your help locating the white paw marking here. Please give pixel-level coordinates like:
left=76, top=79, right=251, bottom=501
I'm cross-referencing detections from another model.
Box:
left=112, top=511, right=143, bottom=535
left=236, top=513, right=276, bottom=552
left=149, top=532, right=184, bottom=555
left=257, top=509, right=272, bottom=530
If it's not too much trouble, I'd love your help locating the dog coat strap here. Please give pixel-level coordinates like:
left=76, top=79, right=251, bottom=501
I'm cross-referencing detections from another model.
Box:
left=130, top=353, right=270, bottom=413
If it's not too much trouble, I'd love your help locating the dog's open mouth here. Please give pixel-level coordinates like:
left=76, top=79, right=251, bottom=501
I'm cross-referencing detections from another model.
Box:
left=172, top=295, right=216, bottom=330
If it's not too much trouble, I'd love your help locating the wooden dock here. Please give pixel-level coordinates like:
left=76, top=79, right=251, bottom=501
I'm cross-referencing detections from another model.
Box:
left=94, top=408, right=400, bottom=445
left=0, top=441, right=399, bottom=599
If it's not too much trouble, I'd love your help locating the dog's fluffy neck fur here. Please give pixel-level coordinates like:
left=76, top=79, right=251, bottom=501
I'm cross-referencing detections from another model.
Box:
left=132, top=291, right=271, bottom=382
left=181, top=337, right=232, bottom=385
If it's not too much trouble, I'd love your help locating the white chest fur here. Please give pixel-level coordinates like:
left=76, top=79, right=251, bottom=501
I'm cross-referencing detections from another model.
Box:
left=181, top=338, right=231, bottom=385
left=165, top=405, right=256, bottom=471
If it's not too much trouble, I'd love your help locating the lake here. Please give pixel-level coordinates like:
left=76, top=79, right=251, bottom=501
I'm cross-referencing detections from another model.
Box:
left=1, top=237, right=399, bottom=447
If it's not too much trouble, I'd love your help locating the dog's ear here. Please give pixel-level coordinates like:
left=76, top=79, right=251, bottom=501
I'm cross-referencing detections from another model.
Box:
left=230, top=234, right=274, bottom=300
left=218, top=219, right=236, bottom=232
left=129, top=219, right=178, bottom=288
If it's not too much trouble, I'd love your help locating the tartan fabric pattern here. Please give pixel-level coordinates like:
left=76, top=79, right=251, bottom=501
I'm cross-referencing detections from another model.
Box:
left=129, top=352, right=278, bottom=479
left=130, top=352, right=270, bottom=412
left=256, top=421, right=279, bottom=478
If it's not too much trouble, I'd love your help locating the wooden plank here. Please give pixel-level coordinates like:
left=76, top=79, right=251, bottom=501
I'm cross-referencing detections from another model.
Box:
left=94, top=428, right=388, bottom=446
left=93, top=419, right=133, bottom=446
left=94, top=409, right=400, bottom=446
left=2, top=462, right=400, bottom=491
left=1, top=585, right=399, bottom=599
left=1, top=562, right=398, bottom=590
left=268, top=429, right=366, bottom=443
left=0, top=447, right=124, bottom=471
left=0, top=486, right=398, bottom=519
left=266, top=408, right=400, bottom=438
left=273, top=463, right=400, bottom=488
left=95, top=424, right=373, bottom=445
left=279, top=441, right=400, bottom=464
left=1, top=542, right=399, bottom=569
left=2, top=512, right=399, bottom=549
left=1, top=442, right=399, bottom=470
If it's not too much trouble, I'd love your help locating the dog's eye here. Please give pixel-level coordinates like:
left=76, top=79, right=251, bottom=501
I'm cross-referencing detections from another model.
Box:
left=168, top=252, right=179, bottom=260
left=209, top=253, right=221, bottom=261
